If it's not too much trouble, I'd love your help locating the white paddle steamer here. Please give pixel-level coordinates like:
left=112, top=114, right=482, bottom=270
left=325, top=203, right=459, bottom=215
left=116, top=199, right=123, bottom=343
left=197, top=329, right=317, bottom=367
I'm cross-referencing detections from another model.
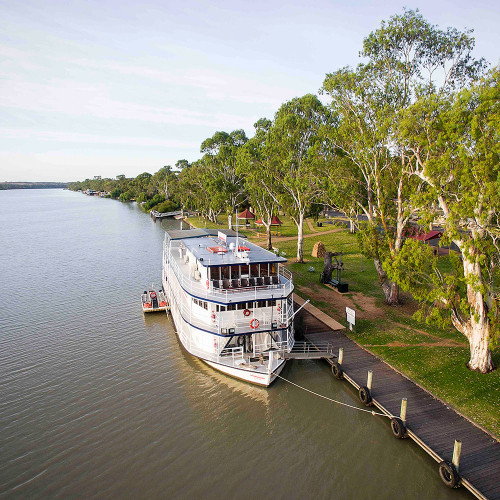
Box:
left=162, top=228, right=294, bottom=386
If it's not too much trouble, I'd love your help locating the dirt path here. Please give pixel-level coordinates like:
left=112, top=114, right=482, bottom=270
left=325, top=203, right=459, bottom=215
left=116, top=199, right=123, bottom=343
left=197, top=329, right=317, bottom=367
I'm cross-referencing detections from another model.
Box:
left=305, top=218, right=316, bottom=232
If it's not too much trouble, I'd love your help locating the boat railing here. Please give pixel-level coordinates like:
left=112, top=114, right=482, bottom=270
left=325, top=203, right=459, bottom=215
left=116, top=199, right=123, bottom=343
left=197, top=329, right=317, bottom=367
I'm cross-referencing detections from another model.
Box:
left=252, top=340, right=289, bottom=354
left=219, top=346, right=245, bottom=364
left=165, top=243, right=293, bottom=300
left=218, top=311, right=291, bottom=330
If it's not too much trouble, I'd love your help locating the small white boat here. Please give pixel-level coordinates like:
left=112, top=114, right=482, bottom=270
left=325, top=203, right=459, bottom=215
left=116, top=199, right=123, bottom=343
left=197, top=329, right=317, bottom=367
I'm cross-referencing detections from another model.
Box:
left=141, top=286, right=168, bottom=313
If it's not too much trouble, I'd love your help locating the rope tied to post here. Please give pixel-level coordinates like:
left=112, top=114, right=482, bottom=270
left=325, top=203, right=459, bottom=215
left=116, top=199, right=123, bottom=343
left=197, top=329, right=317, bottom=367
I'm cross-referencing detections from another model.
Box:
left=274, top=373, right=391, bottom=418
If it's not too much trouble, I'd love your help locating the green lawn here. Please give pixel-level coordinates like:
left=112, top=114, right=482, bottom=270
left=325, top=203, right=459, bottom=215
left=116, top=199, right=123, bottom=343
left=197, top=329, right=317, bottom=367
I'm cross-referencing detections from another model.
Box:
left=186, top=213, right=500, bottom=436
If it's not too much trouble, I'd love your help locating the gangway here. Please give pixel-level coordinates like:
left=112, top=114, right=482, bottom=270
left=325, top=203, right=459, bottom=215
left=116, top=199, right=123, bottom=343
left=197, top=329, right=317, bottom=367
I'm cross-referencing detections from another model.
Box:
left=282, top=341, right=334, bottom=360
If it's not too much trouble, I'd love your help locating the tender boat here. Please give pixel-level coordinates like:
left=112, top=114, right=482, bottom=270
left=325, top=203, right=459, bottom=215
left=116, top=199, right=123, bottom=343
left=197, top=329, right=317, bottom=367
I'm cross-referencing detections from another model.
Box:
left=141, top=286, right=168, bottom=313
left=162, top=228, right=294, bottom=386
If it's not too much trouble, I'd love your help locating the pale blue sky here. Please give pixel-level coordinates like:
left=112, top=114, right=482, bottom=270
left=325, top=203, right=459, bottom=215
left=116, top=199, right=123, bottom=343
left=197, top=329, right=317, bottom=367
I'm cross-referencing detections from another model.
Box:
left=1, top=0, right=499, bottom=182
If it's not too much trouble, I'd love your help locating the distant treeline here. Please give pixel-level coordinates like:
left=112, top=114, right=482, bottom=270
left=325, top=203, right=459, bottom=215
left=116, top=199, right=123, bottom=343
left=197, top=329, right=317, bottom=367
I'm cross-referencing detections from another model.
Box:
left=0, top=182, right=68, bottom=190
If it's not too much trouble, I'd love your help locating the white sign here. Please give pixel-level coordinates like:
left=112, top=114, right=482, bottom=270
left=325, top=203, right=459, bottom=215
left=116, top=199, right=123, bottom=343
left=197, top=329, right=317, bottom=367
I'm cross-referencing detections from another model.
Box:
left=218, top=231, right=227, bottom=243
left=346, top=307, right=356, bottom=326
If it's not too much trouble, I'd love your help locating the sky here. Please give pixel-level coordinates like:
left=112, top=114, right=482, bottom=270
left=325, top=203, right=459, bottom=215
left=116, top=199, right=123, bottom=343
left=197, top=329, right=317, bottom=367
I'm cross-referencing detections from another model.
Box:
left=1, top=0, right=499, bottom=182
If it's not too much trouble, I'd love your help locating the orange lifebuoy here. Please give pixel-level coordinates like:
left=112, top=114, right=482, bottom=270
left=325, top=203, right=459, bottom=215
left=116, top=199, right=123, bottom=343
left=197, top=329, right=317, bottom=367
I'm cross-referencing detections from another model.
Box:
left=250, top=318, right=259, bottom=329
left=243, top=309, right=251, bottom=317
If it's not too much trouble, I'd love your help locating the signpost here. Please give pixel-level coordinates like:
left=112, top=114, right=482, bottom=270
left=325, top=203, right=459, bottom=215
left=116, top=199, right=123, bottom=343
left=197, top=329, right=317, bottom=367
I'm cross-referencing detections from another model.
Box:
left=346, top=307, right=356, bottom=331
left=218, top=231, right=227, bottom=243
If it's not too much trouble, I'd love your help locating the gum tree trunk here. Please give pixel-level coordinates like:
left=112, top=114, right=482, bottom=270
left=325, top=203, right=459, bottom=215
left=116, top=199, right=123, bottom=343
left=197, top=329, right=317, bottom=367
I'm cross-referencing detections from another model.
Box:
left=452, top=252, right=495, bottom=373
left=266, top=226, right=272, bottom=251
left=374, top=258, right=400, bottom=305
left=228, top=213, right=232, bottom=230
left=296, top=212, right=304, bottom=263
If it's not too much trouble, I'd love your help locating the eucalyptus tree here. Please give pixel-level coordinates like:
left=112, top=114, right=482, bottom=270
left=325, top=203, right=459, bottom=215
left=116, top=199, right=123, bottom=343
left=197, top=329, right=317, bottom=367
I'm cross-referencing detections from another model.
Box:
left=265, top=94, right=333, bottom=262
left=321, top=9, right=486, bottom=304
left=177, top=160, right=221, bottom=222
left=200, top=130, right=248, bottom=229
left=237, top=118, right=278, bottom=250
left=391, top=69, right=500, bottom=373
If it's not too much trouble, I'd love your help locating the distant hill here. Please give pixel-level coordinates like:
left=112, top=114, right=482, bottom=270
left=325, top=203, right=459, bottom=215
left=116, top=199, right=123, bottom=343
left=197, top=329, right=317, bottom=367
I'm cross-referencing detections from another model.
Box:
left=0, top=182, right=69, bottom=190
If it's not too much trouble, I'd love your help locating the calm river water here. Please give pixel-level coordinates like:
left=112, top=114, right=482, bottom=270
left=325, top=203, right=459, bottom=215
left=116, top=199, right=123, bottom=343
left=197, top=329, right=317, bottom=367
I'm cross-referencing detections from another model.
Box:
left=0, top=189, right=469, bottom=499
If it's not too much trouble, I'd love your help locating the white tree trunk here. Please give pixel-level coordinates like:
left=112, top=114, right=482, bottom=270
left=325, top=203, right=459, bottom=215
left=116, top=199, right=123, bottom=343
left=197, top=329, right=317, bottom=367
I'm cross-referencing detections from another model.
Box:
left=453, top=252, right=495, bottom=373
left=296, top=212, right=304, bottom=262
left=228, top=214, right=232, bottom=230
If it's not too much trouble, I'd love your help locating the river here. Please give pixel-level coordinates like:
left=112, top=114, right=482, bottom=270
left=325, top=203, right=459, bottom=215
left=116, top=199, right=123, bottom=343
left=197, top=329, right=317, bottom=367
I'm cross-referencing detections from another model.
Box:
left=0, top=189, right=469, bottom=499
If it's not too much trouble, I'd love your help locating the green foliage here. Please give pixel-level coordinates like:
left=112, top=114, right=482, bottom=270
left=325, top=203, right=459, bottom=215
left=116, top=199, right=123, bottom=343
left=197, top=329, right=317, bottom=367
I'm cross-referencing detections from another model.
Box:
left=136, top=192, right=148, bottom=204
left=142, top=193, right=166, bottom=211
left=155, top=199, right=178, bottom=213
left=119, top=191, right=134, bottom=202
left=110, top=188, right=122, bottom=199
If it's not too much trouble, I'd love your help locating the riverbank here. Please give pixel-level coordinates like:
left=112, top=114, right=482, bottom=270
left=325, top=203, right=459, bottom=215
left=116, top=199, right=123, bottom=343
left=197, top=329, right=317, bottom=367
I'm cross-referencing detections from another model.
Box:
left=184, top=214, right=500, bottom=436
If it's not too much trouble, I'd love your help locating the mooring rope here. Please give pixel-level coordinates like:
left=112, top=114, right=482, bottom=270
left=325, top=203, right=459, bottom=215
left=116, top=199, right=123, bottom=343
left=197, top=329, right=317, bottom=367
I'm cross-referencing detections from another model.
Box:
left=274, top=373, right=391, bottom=418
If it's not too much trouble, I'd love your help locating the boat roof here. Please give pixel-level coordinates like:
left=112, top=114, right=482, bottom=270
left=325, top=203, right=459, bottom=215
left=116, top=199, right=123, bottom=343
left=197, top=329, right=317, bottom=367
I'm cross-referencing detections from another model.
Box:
left=165, top=228, right=287, bottom=266
left=165, top=228, right=244, bottom=240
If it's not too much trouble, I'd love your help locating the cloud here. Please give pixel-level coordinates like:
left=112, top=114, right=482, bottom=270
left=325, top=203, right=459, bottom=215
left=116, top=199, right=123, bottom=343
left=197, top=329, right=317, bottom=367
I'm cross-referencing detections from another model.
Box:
left=0, top=127, right=200, bottom=148
left=0, top=78, right=252, bottom=128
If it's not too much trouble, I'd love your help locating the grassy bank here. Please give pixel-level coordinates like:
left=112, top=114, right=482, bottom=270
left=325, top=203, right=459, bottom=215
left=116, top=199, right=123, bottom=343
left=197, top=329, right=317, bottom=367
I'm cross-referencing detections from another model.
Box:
left=185, top=214, right=500, bottom=436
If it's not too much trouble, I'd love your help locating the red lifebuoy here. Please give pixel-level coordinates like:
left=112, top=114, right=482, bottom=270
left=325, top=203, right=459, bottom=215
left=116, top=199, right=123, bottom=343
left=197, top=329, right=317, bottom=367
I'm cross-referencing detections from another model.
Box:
left=150, top=291, right=157, bottom=298
left=250, top=318, right=259, bottom=329
left=243, top=309, right=251, bottom=317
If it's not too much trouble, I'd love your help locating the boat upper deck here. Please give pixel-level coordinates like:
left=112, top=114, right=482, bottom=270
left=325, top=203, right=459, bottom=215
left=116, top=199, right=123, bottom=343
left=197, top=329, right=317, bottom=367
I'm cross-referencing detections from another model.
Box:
left=164, top=229, right=293, bottom=303
left=165, top=228, right=286, bottom=267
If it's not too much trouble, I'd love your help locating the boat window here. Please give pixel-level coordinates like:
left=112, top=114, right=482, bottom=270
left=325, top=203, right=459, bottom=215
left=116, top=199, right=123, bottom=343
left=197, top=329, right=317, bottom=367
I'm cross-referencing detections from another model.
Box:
left=260, top=263, right=269, bottom=276
left=250, top=264, right=259, bottom=277
left=240, top=264, right=249, bottom=277
left=220, top=266, right=230, bottom=279
left=267, top=299, right=276, bottom=307
left=209, top=267, right=219, bottom=280
left=237, top=302, right=246, bottom=310
left=193, top=298, right=208, bottom=309
left=257, top=301, right=266, bottom=308
left=270, top=263, right=277, bottom=276
left=216, top=305, right=227, bottom=312
left=227, top=303, right=236, bottom=311
left=229, top=265, right=237, bottom=279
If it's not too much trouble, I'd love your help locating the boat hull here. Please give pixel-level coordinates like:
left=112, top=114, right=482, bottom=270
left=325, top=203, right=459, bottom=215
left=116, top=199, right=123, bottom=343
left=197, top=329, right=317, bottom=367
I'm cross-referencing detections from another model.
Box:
left=203, top=358, right=286, bottom=387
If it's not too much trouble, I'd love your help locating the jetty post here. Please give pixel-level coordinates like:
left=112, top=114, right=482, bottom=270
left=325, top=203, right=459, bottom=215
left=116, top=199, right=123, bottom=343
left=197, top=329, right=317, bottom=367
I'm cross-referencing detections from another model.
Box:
left=400, top=398, right=407, bottom=423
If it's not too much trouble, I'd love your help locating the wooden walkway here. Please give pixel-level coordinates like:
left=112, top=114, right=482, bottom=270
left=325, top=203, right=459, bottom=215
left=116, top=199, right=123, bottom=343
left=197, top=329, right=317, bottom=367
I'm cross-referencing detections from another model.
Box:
left=294, top=302, right=500, bottom=500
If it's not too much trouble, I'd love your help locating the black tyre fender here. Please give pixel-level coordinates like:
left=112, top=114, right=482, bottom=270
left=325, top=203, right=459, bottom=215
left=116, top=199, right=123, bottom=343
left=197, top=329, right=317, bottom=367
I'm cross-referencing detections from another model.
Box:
left=438, top=461, right=460, bottom=488
left=390, top=417, right=406, bottom=439
left=358, top=386, right=372, bottom=406
left=331, top=361, right=343, bottom=379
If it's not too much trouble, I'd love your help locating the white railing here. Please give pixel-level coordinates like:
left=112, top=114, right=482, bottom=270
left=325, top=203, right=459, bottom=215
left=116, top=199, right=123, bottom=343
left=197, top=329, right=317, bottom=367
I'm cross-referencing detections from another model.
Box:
left=164, top=241, right=294, bottom=301
left=219, top=346, right=245, bottom=364
left=166, top=264, right=294, bottom=337
left=252, top=340, right=289, bottom=354
left=170, top=289, right=291, bottom=374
